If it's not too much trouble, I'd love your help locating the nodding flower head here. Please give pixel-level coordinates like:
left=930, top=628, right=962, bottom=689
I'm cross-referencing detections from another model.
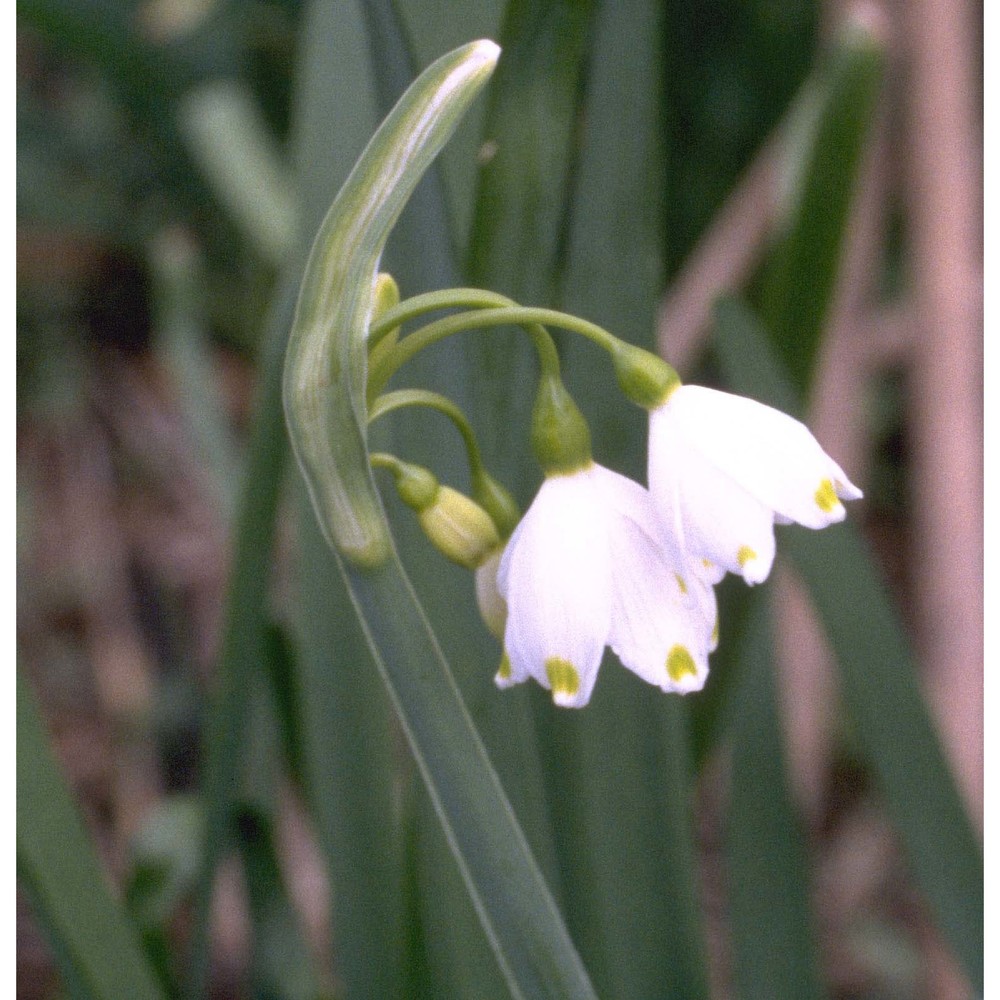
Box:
left=647, top=385, right=862, bottom=585
left=495, top=463, right=717, bottom=707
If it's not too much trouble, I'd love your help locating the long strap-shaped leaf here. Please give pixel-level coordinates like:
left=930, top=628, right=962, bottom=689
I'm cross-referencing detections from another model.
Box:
left=728, top=590, right=827, bottom=1000
left=17, top=671, right=167, bottom=1000
left=713, top=297, right=983, bottom=993
left=283, top=41, right=597, bottom=1000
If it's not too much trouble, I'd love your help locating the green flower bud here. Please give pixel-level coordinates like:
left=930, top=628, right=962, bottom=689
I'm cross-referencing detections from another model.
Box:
left=418, top=486, right=501, bottom=570
left=475, top=548, right=507, bottom=639
left=386, top=458, right=501, bottom=569
left=612, top=342, right=680, bottom=409
left=530, top=375, right=592, bottom=475
left=366, top=275, right=402, bottom=402
left=371, top=272, right=400, bottom=321
left=369, top=273, right=401, bottom=350
left=391, top=460, right=439, bottom=511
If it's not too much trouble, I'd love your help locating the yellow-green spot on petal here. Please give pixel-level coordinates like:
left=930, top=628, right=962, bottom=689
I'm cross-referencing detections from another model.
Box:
left=674, top=573, right=688, bottom=595
left=496, top=653, right=512, bottom=681
left=737, top=545, right=757, bottom=568
left=545, top=657, right=580, bottom=697
left=666, top=645, right=697, bottom=683
left=711, top=618, right=719, bottom=646
left=815, top=477, right=840, bottom=513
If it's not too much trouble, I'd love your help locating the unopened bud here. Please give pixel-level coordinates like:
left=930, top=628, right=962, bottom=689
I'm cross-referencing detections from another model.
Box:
left=387, top=458, right=501, bottom=569
left=369, top=273, right=401, bottom=349
left=418, top=485, right=501, bottom=570
left=475, top=548, right=507, bottom=639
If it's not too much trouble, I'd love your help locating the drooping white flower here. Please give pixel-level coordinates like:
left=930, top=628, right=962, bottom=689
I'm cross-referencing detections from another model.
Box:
left=495, top=462, right=717, bottom=707
left=648, top=385, right=863, bottom=585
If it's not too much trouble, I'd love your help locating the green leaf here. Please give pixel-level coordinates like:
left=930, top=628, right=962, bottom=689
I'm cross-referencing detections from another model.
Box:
left=234, top=805, right=323, bottom=1000
left=532, top=4, right=711, bottom=997
left=405, top=786, right=510, bottom=998
left=464, top=0, right=596, bottom=480
left=391, top=0, right=504, bottom=245
left=758, top=20, right=885, bottom=392
left=17, top=671, right=168, bottom=1000
left=186, top=285, right=295, bottom=998
left=784, top=528, right=983, bottom=993
left=727, top=590, right=826, bottom=1000
left=466, top=0, right=593, bottom=303
left=712, top=296, right=983, bottom=994
left=293, top=494, right=405, bottom=998
left=178, top=80, right=298, bottom=267
left=536, top=684, right=710, bottom=1000
left=283, top=41, right=597, bottom=999
left=561, top=0, right=664, bottom=475
left=342, top=561, right=597, bottom=999
left=359, top=0, right=461, bottom=292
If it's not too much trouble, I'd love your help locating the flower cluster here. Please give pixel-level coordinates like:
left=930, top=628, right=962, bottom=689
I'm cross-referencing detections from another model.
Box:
left=491, top=383, right=861, bottom=708
left=365, top=281, right=861, bottom=709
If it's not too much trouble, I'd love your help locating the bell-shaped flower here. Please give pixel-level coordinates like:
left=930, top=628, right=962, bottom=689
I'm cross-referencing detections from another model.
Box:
left=648, top=385, right=863, bottom=585
left=495, top=463, right=717, bottom=707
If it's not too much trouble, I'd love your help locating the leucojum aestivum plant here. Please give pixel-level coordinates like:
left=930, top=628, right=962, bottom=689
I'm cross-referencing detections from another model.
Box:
left=282, top=39, right=861, bottom=996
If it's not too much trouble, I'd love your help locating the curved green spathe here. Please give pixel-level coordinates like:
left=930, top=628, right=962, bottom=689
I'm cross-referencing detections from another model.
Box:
left=283, top=40, right=500, bottom=566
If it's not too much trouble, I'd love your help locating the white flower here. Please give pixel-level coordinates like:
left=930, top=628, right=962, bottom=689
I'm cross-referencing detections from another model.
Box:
left=648, top=385, right=863, bottom=585
left=495, top=463, right=717, bottom=707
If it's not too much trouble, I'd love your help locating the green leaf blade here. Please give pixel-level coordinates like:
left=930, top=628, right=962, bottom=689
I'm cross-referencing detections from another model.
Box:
left=728, top=591, right=827, bottom=1000
left=17, top=672, right=168, bottom=1000
left=759, top=22, right=885, bottom=392
left=712, top=297, right=983, bottom=993
left=293, top=498, right=404, bottom=999
left=342, top=560, right=597, bottom=999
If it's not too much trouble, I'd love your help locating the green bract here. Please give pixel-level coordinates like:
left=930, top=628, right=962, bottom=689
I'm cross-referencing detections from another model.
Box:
left=283, top=40, right=501, bottom=567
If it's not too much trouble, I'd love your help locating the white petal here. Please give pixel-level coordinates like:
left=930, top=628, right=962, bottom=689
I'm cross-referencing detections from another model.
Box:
left=588, top=466, right=713, bottom=693
left=664, top=385, right=863, bottom=530
left=608, top=559, right=711, bottom=694
left=649, top=404, right=777, bottom=584
left=686, top=570, right=720, bottom=652
left=498, top=470, right=611, bottom=705
left=494, top=650, right=527, bottom=689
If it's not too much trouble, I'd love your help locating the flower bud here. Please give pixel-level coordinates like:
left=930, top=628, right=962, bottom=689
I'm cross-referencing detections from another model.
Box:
left=418, top=486, right=501, bottom=570
left=369, top=273, right=401, bottom=349
left=388, top=459, right=501, bottom=570
left=475, top=548, right=507, bottom=639
left=612, top=342, right=680, bottom=409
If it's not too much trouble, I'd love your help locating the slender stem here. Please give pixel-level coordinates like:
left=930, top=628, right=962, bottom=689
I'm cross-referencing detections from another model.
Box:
left=369, top=451, right=404, bottom=476
left=369, top=304, right=623, bottom=397
left=368, top=288, right=520, bottom=348
left=367, top=307, right=555, bottom=397
left=368, top=388, right=487, bottom=477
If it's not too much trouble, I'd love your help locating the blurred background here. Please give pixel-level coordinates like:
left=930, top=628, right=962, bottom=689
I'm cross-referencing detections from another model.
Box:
left=16, top=1, right=983, bottom=999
